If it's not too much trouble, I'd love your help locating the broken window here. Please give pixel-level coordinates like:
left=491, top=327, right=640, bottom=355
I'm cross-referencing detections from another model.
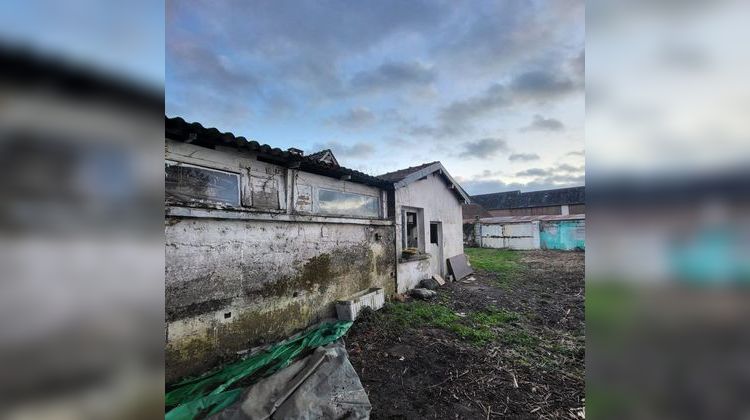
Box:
left=249, top=173, right=279, bottom=209
left=405, top=211, right=419, bottom=248
left=317, top=189, right=379, bottom=218
left=165, top=162, right=240, bottom=206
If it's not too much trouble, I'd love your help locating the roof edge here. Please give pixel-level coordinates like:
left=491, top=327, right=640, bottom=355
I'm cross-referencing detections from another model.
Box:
left=392, top=162, right=471, bottom=204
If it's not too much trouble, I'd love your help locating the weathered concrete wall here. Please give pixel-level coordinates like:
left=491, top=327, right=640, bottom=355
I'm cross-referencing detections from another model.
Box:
left=396, top=257, right=431, bottom=293
left=165, top=218, right=395, bottom=381
left=540, top=220, right=585, bottom=251
left=165, top=140, right=395, bottom=382
left=395, top=173, right=464, bottom=288
left=479, top=221, right=541, bottom=250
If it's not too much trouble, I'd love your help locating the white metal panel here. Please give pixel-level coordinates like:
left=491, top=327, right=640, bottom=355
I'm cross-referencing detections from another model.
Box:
left=479, top=221, right=540, bottom=250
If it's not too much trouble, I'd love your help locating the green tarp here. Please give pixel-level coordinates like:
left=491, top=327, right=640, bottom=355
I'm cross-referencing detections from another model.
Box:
left=165, top=321, right=353, bottom=420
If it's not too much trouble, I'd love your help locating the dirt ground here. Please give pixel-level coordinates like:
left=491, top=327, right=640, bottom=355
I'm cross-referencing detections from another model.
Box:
left=345, top=249, right=585, bottom=419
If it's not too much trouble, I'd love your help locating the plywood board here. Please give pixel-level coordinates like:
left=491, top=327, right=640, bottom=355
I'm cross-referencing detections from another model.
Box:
left=447, top=254, right=473, bottom=281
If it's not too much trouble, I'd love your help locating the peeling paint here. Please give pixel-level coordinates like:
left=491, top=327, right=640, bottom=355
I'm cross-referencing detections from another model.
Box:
left=165, top=218, right=395, bottom=382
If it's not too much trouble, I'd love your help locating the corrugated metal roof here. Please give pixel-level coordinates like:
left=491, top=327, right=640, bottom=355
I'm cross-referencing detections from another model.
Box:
left=478, top=214, right=585, bottom=224
left=471, top=186, right=585, bottom=210
left=462, top=203, right=492, bottom=221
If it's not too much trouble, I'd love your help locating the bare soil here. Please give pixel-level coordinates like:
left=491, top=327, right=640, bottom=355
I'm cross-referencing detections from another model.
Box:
left=345, top=250, right=585, bottom=419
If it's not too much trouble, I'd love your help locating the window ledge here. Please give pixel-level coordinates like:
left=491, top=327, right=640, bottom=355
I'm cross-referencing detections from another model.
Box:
left=399, top=253, right=430, bottom=263
left=166, top=205, right=393, bottom=226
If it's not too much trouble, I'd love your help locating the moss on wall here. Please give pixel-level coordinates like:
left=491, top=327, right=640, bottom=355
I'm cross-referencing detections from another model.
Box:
left=165, top=225, right=395, bottom=382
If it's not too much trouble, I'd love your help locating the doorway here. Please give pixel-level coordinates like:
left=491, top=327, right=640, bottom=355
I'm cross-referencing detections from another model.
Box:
left=428, top=221, right=443, bottom=276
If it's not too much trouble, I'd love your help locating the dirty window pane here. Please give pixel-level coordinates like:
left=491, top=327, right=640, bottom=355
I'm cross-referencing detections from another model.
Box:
left=165, top=162, right=240, bottom=206
left=318, top=189, right=379, bottom=218
left=430, top=223, right=439, bottom=244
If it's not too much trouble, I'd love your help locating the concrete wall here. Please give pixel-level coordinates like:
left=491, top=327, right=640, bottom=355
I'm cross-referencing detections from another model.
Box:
left=540, top=220, right=585, bottom=251
left=478, top=222, right=541, bottom=250
left=165, top=140, right=395, bottom=381
left=396, top=256, right=432, bottom=293
left=394, top=173, right=464, bottom=289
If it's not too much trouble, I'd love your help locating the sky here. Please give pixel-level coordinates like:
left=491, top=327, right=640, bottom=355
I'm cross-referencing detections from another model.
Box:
left=166, top=0, right=585, bottom=194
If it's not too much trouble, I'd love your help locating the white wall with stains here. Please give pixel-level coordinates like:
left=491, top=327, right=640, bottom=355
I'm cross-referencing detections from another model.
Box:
left=394, top=173, right=464, bottom=290
left=164, top=140, right=395, bottom=381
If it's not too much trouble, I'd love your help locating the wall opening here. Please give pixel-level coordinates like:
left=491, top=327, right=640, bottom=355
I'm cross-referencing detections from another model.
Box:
left=405, top=211, right=418, bottom=248
left=430, top=223, right=439, bottom=244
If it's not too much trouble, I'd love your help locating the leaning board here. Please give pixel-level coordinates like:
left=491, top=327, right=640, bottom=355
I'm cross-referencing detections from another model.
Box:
left=447, top=254, right=473, bottom=281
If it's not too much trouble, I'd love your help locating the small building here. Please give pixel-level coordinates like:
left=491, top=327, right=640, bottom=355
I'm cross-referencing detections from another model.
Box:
left=165, top=117, right=395, bottom=381
left=378, top=162, right=471, bottom=292
left=468, top=186, right=585, bottom=217
left=472, top=214, right=585, bottom=251
left=165, top=118, right=470, bottom=380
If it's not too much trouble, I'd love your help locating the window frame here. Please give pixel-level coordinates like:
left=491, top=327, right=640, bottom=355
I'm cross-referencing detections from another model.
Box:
left=315, top=187, right=381, bottom=218
left=401, top=207, right=424, bottom=251
left=165, top=160, right=241, bottom=207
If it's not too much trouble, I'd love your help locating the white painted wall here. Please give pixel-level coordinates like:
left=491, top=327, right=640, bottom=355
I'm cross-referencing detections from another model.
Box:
left=479, top=221, right=541, bottom=250
left=394, top=173, right=464, bottom=290
left=396, top=257, right=432, bottom=293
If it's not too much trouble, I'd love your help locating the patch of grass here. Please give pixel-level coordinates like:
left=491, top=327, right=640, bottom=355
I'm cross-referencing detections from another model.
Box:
left=464, top=248, right=523, bottom=288
left=450, top=323, right=494, bottom=343
left=500, top=329, right=538, bottom=347
left=470, top=308, right=519, bottom=326
left=464, top=247, right=521, bottom=274
left=381, top=302, right=522, bottom=345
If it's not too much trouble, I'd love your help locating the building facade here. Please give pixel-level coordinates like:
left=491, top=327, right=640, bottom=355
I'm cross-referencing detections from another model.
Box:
left=165, top=118, right=469, bottom=381
left=378, top=162, right=470, bottom=292
left=165, top=117, right=396, bottom=381
left=468, top=186, right=585, bottom=217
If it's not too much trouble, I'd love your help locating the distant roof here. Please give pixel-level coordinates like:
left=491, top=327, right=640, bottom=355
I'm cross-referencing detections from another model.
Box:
left=165, top=116, right=390, bottom=189
left=462, top=203, right=492, bottom=222
left=478, top=214, right=585, bottom=224
left=307, top=149, right=339, bottom=167
left=377, top=161, right=470, bottom=204
left=471, top=186, right=585, bottom=210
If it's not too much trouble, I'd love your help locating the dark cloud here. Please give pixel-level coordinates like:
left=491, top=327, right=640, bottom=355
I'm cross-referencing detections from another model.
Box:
left=509, top=153, right=540, bottom=162
left=517, top=163, right=584, bottom=178
left=168, top=43, right=260, bottom=93
left=437, top=63, right=581, bottom=131
left=312, top=140, right=374, bottom=159
left=521, top=114, right=565, bottom=132
left=516, top=167, right=552, bottom=177
left=510, top=70, right=577, bottom=99
left=461, top=162, right=585, bottom=193
left=459, top=138, right=508, bottom=158
left=461, top=175, right=585, bottom=195
left=439, top=84, right=510, bottom=126
left=350, top=61, right=435, bottom=91
left=326, top=107, right=376, bottom=128
left=167, top=1, right=583, bottom=171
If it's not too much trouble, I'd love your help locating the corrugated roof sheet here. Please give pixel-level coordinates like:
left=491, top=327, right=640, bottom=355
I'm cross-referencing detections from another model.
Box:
left=462, top=203, right=492, bottom=221
left=471, top=186, right=585, bottom=210
left=165, top=116, right=390, bottom=188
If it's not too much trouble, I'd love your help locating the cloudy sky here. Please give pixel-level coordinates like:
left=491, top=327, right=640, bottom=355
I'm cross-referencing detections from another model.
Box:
left=166, top=0, right=584, bottom=194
